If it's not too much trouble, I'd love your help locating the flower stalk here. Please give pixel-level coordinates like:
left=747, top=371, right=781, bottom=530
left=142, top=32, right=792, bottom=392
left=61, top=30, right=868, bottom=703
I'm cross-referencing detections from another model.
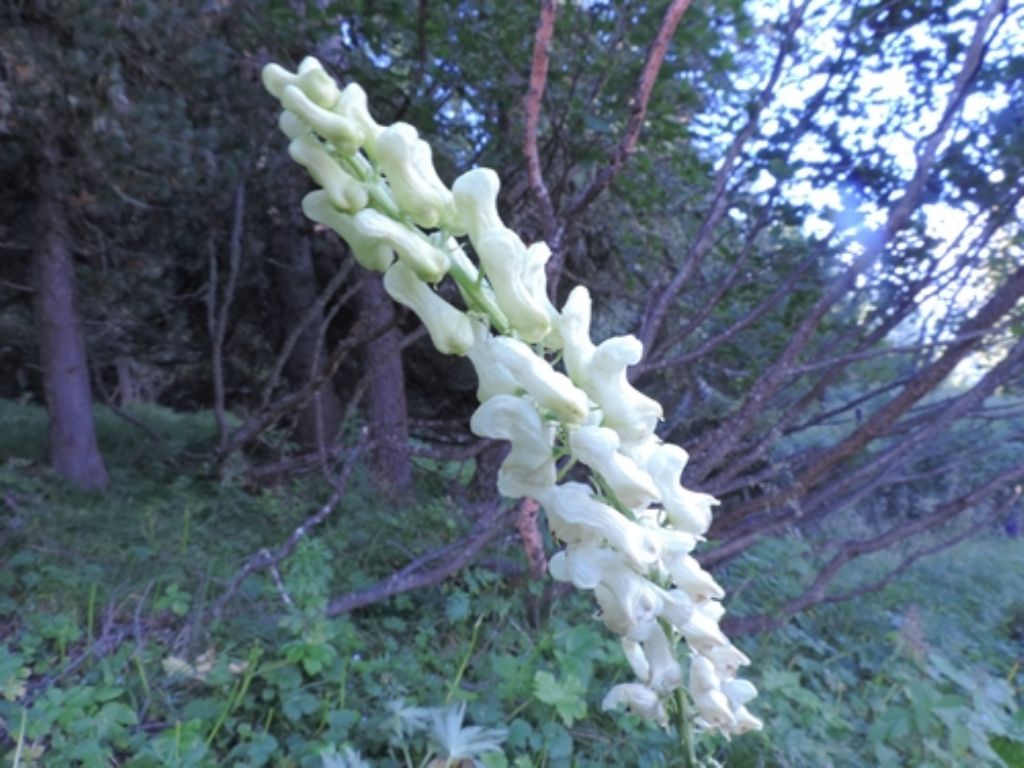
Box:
left=263, top=56, right=762, bottom=747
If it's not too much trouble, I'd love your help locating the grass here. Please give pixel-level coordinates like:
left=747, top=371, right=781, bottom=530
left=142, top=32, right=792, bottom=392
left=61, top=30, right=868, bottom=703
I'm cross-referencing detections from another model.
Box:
left=1, top=398, right=1022, bottom=766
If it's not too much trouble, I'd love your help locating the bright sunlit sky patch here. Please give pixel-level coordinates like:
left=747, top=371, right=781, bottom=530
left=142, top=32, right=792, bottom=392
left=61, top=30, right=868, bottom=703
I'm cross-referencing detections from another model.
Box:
left=726, top=0, right=1022, bottom=364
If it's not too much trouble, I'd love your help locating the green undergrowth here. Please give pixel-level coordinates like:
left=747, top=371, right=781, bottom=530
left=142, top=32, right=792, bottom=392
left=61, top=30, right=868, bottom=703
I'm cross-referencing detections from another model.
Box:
left=1, top=399, right=1022, bottom=766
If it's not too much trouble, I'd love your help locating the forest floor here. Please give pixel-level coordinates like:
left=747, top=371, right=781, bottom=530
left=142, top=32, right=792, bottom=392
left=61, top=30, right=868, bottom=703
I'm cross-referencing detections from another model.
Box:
left=1, top=399, right=1023, bottom=767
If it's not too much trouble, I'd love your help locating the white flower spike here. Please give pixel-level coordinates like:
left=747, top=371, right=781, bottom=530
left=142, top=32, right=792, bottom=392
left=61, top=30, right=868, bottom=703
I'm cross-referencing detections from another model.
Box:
left=266, top=63, right=760, bottom=742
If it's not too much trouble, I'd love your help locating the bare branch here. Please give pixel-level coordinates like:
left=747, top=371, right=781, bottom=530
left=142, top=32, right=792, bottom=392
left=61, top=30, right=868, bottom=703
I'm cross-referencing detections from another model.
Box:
left=208, top=183, right=246, bottom=452
left=523, top=0, right=559, bottom=245
left=565, top=0, right=695, bottom=223
left=726, top=463, right=1024, bottom=635
left=326, top=500, right=511, bottom=616
left=212, top=431, right=370, bottom=621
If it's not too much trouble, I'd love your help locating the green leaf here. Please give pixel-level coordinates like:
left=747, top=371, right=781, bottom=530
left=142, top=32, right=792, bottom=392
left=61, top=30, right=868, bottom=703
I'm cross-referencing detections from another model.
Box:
left=532, top=671, right=587, bottom=727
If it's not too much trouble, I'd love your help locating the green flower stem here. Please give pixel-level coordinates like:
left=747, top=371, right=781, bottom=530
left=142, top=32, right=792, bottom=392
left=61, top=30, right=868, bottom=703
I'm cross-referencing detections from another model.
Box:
left=674, top=687, right=698, bottom=768
left=444, top=248, right=511, bottom=334
left=339, top=149, right=511, bottom=334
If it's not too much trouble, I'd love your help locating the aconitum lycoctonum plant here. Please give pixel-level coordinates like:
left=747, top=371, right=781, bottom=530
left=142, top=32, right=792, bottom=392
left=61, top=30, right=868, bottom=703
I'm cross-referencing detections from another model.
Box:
left=262, top=56, right=762, bottom=746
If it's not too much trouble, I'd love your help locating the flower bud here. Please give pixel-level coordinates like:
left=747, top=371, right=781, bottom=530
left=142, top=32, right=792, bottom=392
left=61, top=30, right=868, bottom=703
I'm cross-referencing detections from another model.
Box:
left=469, top=394, right=556, bottom=498
left=301, top=191, right=393, bottom=272
left=382, top=261, right=473, bottom=355
left=352, top=209, right=449, bottom=282
left=281, top=84, right=364, bottom=154
left=376, top=123, right=455, bottom=228
left=278, top=110, right=310, bottom=140
left=335, top=83, right=384, bottom=156
left=288, top=136, right=368, bottom=212
left=295, top=58, right=340, bottom=108
left=488, top=337, right=590, bottom=424
left=568, top=425, right=660, bottom=509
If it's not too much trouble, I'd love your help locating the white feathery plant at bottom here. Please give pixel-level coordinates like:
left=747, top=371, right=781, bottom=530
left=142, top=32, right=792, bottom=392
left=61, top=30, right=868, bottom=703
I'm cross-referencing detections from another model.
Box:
left=262, top=55, right=763, bottom=753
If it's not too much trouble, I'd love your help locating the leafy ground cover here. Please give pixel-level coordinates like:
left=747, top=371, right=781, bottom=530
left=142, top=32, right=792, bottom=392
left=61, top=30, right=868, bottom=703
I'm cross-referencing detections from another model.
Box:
left=1, top=400, right=1022, bottom=766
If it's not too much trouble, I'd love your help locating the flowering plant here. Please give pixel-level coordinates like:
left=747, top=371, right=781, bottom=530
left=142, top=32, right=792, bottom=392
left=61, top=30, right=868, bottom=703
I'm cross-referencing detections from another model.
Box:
left=263, top=56, right=762, bottom=749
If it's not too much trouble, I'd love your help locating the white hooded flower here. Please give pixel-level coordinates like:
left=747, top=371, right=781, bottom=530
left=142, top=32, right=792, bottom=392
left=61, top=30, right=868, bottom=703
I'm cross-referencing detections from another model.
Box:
left=622, top=637, right=650, bottom=682
left=451, top=168, right=504, bottom=243
left=473, top=228, right=551, bottom=342
left=601, top=683, right=667, bottom=726
left=706, top=645, right=751, bottom=680
left=288, top=135, right=368, bottom=213
left=693, top=688, right=736, bottom=731
left=643, top=443, right=717, bottom=536
left=465, top=323, right=519, bottom=402
left=730, top=706, right=764, bottom=734
left=488, top=337, right=590, bottom=425
left=352, top=208, right=449, bottom=282
left=469, top=394, right=555, bottom=498
left=302, top=191, right=393, bottom=272
left=583, top=335, right=662, bottom=445
left=376, top=122, right=455, bottom=229
left=537, top=483, right=661, bottom=569
left=665, top=554, right=725, bottom=603
left=382, top=261, right=473, bottom=355
left=681, top=600, right=728, bottom=653
left=557, top=286, right=597, bottom=387
left=568, top=425, right=660, bottom=509
left=594, top=563, right=664, bottom=640
left=643, top=623, right=684, bottom=693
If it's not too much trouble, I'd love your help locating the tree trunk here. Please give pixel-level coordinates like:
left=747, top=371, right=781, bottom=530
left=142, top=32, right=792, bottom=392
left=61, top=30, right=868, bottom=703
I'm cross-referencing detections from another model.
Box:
left=358, top=270, right=412, bottom=493
left=32, top=143, right=109, bottom=491
left=274, top=233, right=344, bottom=451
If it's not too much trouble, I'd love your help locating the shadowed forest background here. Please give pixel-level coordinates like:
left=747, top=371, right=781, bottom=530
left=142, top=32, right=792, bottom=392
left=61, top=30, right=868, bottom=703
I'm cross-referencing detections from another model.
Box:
left=1, top=0, right=1023, bottom=765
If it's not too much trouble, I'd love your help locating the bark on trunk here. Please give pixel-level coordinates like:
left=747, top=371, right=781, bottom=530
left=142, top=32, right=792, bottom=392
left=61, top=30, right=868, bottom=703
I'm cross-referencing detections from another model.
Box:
left=358, top=270, right=412, bottom=493
left=32, top=145, right=109, bottom=491
left=274, top=233, right=344, bottom=451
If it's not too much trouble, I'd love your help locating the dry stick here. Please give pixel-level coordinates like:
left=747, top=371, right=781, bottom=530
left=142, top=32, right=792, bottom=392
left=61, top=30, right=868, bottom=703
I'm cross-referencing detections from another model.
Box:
left=326, top=500, right=510, bottom=616
left=689, top=0, right=1007, bottom=480
left=211, top=433, right=370, bottom=620
left=208, top=183, right=246, bottom=453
